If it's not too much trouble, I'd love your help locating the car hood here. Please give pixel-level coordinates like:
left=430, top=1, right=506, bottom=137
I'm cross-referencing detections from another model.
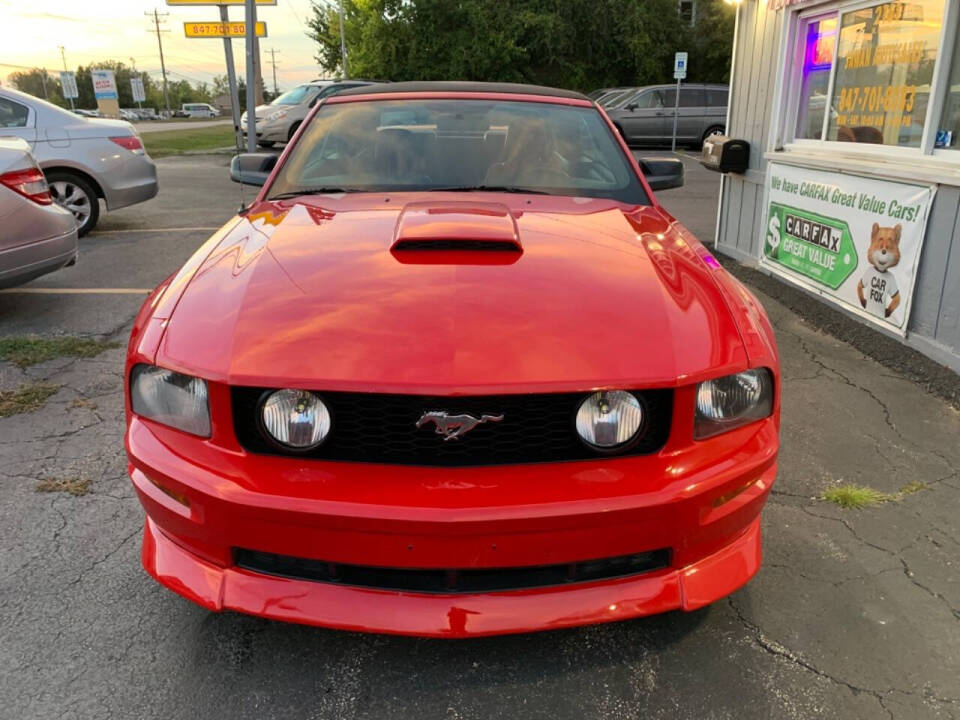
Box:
left=156, top=195, right=748, bottom=393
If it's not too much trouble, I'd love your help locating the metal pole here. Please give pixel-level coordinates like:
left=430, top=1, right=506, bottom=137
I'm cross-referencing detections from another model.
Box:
left=220, top=5, right=244, bottom=151
left=245, top=0, right=257, bottom=152
left=338, top=0, right=347, bottom=78
left=671, top=77, right=681, bottom=153
left=59, top=46, right=74, bottom=110
left=40, top=69, right=48, bottom=99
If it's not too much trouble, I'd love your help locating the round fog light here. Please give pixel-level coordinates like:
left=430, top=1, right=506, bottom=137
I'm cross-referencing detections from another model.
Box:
left=261, top=389, right=331, bottom=449
left=575, top=390, right=644, bottom=450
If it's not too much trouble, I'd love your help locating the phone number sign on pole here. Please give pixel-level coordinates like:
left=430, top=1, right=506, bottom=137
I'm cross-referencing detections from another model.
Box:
left=184, top=21, right=266, bottom=37
left=167, top=0, right=276, bottom=5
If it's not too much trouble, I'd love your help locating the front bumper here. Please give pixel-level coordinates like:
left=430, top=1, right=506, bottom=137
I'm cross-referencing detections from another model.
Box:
left=127, top=410, right=777, bottom=637
left=241, top=120, right=287, bottom=142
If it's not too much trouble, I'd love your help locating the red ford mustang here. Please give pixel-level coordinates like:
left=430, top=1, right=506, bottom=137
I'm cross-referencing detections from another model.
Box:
left=125, top=82, right=780, bottom=637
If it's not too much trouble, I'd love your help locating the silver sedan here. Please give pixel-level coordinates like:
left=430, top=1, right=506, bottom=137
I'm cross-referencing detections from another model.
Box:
left=0, top=137, right=78, bottom=288
left=0, top=86, right=158, bottom=235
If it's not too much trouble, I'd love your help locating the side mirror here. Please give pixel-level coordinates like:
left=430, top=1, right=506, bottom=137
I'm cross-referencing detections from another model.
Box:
left=625, top=103, right=638, bottom=112
left=230, top=153, right=277, bottom=186
left=638, top=157, right=684, bottom=191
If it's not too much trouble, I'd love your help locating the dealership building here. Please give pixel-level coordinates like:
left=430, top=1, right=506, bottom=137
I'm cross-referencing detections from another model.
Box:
left=715, top=0, right=960, bottom=369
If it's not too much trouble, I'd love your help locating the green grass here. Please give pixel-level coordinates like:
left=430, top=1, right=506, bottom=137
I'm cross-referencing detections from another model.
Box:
left=143, top=126, right=237, bottom=157
left=899, top=481, right=928, bottom=495
left=35, top=476, right=92, bottom=497
left=822, top=483, right=897, bottom=509
left=0, top=382, right=61, bottom=417
left=0, top=336, right=119, bottom=368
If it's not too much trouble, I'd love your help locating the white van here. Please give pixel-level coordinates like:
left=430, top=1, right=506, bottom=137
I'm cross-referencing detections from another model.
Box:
left=181, top=103, right=220, bottom=119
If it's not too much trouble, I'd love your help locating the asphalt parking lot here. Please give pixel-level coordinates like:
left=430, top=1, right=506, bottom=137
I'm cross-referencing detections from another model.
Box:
left=1, top=153, right=958, bottom=720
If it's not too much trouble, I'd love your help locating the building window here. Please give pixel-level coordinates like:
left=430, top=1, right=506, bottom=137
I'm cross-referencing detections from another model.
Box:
left=795, top=15, right=839, bottom=140
left=788, top=0, right=952, bottom=152
left=826, top=1, right=943, bottom=147
left=938, top=34, right=960, bottom=149
left=679, top=0, right=696, bottom=25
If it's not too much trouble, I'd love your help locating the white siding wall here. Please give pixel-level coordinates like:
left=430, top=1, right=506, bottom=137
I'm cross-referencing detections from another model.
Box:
left=715, top=0, right=960, bottom=369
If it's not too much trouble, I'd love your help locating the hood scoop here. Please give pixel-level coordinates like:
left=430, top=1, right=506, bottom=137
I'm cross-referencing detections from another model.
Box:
left=391, top=202, right=522, bottom=256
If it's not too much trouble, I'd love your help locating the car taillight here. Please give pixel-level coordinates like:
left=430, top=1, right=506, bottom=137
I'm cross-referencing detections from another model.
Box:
left=110, top=136, right=144, bottom=153
left=0, top=168, right=52, bottom=205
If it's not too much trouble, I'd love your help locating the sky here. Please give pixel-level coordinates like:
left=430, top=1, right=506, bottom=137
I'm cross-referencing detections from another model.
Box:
left=0, top=0, right=329, bottom=92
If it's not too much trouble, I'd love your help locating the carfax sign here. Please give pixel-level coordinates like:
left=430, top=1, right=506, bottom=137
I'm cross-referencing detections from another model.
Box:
left=761, top=163, right=934, bottom=335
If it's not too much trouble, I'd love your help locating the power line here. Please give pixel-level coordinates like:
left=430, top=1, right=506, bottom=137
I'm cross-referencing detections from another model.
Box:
left=146, top=9, right=171, bottom=115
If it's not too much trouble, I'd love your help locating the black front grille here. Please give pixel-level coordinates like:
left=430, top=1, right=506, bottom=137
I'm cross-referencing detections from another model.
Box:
left=234, top=548, right=671, bottom=594
left=231, top=388, right=672, bottom=466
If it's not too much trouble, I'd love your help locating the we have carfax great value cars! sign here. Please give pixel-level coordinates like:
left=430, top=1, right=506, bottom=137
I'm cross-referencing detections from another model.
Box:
left=761, top=163, right=934, bottom=335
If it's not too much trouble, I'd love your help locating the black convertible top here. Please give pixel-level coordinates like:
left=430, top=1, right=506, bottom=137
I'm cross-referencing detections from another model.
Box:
left=335, top=81, right=588, bottom=101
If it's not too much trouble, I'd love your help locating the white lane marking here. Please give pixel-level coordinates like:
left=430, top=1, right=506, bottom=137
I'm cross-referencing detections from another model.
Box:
left=0, top=288, right=151, bottom=295
left=88, top=227, right=220, bottom=235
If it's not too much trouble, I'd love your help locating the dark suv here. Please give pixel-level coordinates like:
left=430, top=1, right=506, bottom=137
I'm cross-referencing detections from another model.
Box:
left=603, top=83, right=728, bottom=148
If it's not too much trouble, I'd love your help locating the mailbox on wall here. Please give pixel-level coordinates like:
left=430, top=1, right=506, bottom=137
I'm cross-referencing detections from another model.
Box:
left=700, top=136, right=750, bottom=174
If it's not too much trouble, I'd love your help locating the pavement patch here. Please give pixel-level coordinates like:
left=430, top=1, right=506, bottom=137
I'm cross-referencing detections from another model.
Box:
left=0, top=336, right=120, bottom=368
left=35, top=476, right=92, bottom=497
left=0, top=381, right=60, bottom=417
left=89, top=227, right=220, bottom=235
left=0, top=288, right=152, bottom=295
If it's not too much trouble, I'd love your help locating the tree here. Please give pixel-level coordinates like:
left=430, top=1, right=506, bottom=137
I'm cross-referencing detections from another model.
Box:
left=10, top=69, right=65, bottom=107
left=306, top=0, right=736, bottom=91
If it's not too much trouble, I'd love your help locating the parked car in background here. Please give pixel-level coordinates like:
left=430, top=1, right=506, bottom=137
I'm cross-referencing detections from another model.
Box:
left=119, top=109, right=139, bottom=122
left=0, top=86, right=158, bottom=235
left=604, top=83, right=728, bottom=148
left=0, top=137, right=77, bottom=288
left=596, top=88, right=634, bottom=109
left=181, top=103, right=220, bottom=118
left=241, top=79, right=378, bottom=147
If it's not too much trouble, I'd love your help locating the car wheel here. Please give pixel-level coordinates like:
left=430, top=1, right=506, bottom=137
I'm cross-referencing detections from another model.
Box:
left=46, top=172, right=99, bottom=236
left=702, top=125, right=725, bottom=147
left=287, top=122, right=302, bottom=143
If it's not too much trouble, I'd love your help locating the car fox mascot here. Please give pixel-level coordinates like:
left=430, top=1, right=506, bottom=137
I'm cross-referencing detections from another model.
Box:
left=858, top=223, right=902, bottom=320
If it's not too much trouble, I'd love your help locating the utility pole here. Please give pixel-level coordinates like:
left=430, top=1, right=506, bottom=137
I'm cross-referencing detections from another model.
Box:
left=58, top=46, right=74, bottom=110
left=146, top=9, right=171, bottom=116
left=267, top=48, right=280, bottom=96
left=219, top=4, right=243, bottom=150
left=244, top=0, right=258, bottom=152
left=40, top=69, right=49, bottom=99
left=338, top=0, right=348, bottom=79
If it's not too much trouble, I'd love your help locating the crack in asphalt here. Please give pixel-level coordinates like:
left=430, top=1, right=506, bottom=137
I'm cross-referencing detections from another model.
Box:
left=727, top=596, right=896, bottom=720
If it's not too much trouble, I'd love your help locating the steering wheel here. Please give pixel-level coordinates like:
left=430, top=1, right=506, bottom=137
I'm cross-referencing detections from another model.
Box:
left=573, top=160, right=617, bottom=184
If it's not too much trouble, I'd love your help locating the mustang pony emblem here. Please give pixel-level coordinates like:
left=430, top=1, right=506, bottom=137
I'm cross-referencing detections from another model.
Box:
left=416, top=411, right=504, bottom=441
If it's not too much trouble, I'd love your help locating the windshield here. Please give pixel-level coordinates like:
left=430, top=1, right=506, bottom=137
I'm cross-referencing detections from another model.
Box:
left=267, top=98, right=648, bottom=204
left=272, top=84, right=320, bottom=106
left=599, top=91, right=631, bottom=109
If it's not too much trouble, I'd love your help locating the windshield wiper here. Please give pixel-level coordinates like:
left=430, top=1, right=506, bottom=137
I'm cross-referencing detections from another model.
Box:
left=269, top=188, right=359, bottom=199
left=431, top=185, right=552, bottom=195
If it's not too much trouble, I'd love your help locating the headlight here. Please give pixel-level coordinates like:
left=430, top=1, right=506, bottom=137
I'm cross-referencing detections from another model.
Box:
left=260, top=389, right=331, bottom=450
left=575, top=390, right=644, bottom=450
left=694, top=368, right=773, bottom=439
left=130, top=364, right=210, bottom=437
left=265, top=109, right=288, bottom=123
